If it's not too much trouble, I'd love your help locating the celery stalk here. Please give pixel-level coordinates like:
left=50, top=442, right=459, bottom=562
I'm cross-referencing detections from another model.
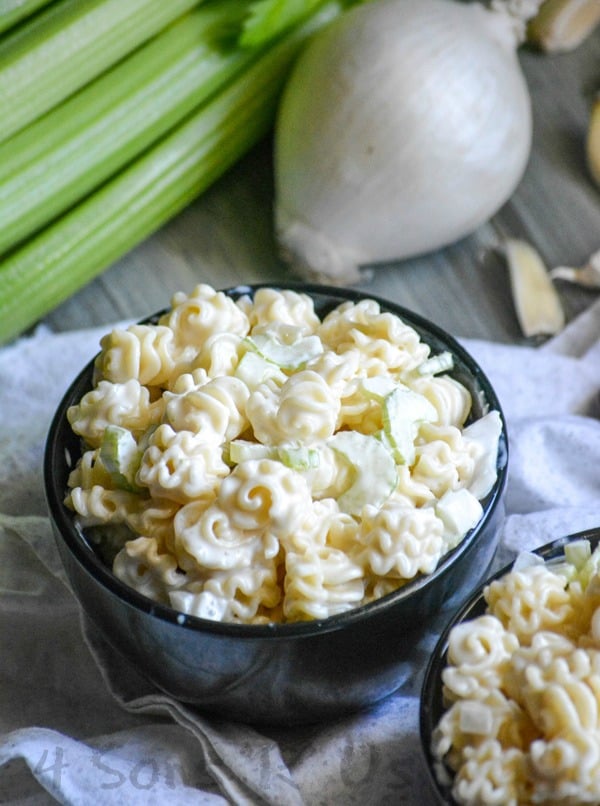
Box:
left=0, top=0, right=203, bottom=142
left=0, top=1, right=258, bottom=255
left=0, top=0, right=54, bottom=34
left=0, top=2, right=344, bottom=346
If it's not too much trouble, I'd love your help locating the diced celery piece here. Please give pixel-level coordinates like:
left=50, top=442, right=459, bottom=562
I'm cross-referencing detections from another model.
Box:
left=234, top=350, right=286, bottom=390
left=99, top=424, right=142, bottom=492
left=328, top=431, right=396, bottom=516
left=245, top=333, right=323, bottom=370
left=228, top=440, right=272, bottom=463
left=277, top=444, right=320, bottom=470
left=382, top=387, right=437, bottom=465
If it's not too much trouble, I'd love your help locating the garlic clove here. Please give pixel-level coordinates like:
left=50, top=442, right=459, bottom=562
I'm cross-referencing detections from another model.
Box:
left=503, top=238, right=565, bottom=337
left=527, top=0, right=600, bottom=52
left=587, top=96, right=600, bottom=188
left=549, top=247, right=600, bottom=287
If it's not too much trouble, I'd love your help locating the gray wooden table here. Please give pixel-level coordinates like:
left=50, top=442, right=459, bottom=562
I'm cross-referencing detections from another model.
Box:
left=41, top=29, right=600, bottom=344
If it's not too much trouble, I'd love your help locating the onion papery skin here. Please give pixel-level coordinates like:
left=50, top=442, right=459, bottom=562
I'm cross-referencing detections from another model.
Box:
left=274, top=0, right=533, bottom=284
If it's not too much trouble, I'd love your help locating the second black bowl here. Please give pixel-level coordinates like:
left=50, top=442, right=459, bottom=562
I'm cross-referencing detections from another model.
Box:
left=420, top=526, right=600, bottom=804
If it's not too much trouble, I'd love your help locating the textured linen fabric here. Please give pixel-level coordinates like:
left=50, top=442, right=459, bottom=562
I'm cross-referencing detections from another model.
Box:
left=1, top=299, right=599, bottom=805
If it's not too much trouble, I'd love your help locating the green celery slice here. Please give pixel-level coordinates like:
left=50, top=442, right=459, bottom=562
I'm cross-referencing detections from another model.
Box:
left=244, top=333, right=323, bottom=369
left=0, top=1, right=257, bottom=255
left=99, top=424, right=143, bottom=492
left=382, top=387, right=437, bottom=465
left=0, top=0, right=203, bottom=142
left=0, top=1, right=345, bottom=346
left=329, top=431, right=397, bottom=516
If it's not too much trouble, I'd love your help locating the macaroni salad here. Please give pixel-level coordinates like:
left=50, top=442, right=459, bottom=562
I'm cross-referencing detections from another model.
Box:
left=432, top=541, right=600, bottom=805
left=65, top=284, right=501, bottom=624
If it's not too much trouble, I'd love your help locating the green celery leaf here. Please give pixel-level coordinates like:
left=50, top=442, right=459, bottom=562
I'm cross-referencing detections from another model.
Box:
left=239, top=0, right=327, bottom=47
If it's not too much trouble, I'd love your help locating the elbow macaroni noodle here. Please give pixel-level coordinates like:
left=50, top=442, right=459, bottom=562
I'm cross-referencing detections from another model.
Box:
left=432, top=546, right=600, bottom=804
left=65, top=284, right=500, bottom=624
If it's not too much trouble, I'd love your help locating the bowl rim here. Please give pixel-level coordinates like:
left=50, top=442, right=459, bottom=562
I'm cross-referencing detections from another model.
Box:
left=44, top=282, right=509, bottom=640
left=419, top=525, right=600, bottom=804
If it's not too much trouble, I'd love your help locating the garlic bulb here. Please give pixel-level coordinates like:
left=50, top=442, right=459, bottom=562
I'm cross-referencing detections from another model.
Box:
left=274, top=0, right=537, bottom=284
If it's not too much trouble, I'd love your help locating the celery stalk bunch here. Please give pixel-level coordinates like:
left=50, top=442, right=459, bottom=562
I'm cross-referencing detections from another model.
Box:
left=0, top=0, right=354, bottom=345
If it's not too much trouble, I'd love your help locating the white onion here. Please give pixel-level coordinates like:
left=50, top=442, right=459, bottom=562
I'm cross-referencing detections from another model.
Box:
left=274, top=0, right=536, bottom=284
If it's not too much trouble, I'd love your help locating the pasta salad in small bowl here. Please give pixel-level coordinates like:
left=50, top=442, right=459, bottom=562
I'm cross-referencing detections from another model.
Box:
left=420, top=527, right=600, bottom=805
left=45, top=283, right=507, bottom=725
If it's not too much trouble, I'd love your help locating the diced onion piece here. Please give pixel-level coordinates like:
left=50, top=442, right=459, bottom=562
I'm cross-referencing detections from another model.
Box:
left=435, top=488, right=483, bottom=549
left=458, top=702, right=494, bottom=736
left=463, top=411, right=503, bottom=500
left=564, top=539, right=592, bottom=570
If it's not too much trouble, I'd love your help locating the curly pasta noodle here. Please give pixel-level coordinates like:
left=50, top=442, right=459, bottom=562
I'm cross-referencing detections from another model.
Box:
left=217, top=458, right=312, bottom=535
left=64, top=283, right=500, bottom=625
left=486, top=565, right=578, bottom=643
left=359, top=502, right=444, bottom=581
left=409, top=374, right=472, bottom=428
left=245, top=287, right=320, bottom=335
left=159, top=283, right=249, bottom=344
left=67, top=485, right=142, bottom=527
left=412, top=424, right=477, bottom=498
left=96, top=323, right=198, bottom=387
left=126, top=496, right=180, bottom=553
left=165, top=375, right=249, bottom=441
left=136, top=424, right=229, bottom=505
left=171, top=562, right=282, bottom=624
left=453, top=740, right=527, bottom=806
left=113, top=536, right=186, bottom=602
left=306, top=348, right=361, bottom=394
left=443, top=616, right=519, bottom=702
left=67, top=379, right=162, bottom=446
left=318, top=299, right=429, bottom=373
left=174, top=499, right=276, bottom=573
left=191, top=332, right=244, bottom=379
left=284, top=543, right=365, bottom=620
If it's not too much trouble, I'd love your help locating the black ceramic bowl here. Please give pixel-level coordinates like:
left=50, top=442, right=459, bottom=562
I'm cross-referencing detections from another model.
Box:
left=420, top=526, right=600, bottom=805
left=44, top=283, right=508, bottom=726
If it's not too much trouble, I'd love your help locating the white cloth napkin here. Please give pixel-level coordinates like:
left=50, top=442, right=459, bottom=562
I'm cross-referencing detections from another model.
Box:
left=1, top=300, right=599, bottom=805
